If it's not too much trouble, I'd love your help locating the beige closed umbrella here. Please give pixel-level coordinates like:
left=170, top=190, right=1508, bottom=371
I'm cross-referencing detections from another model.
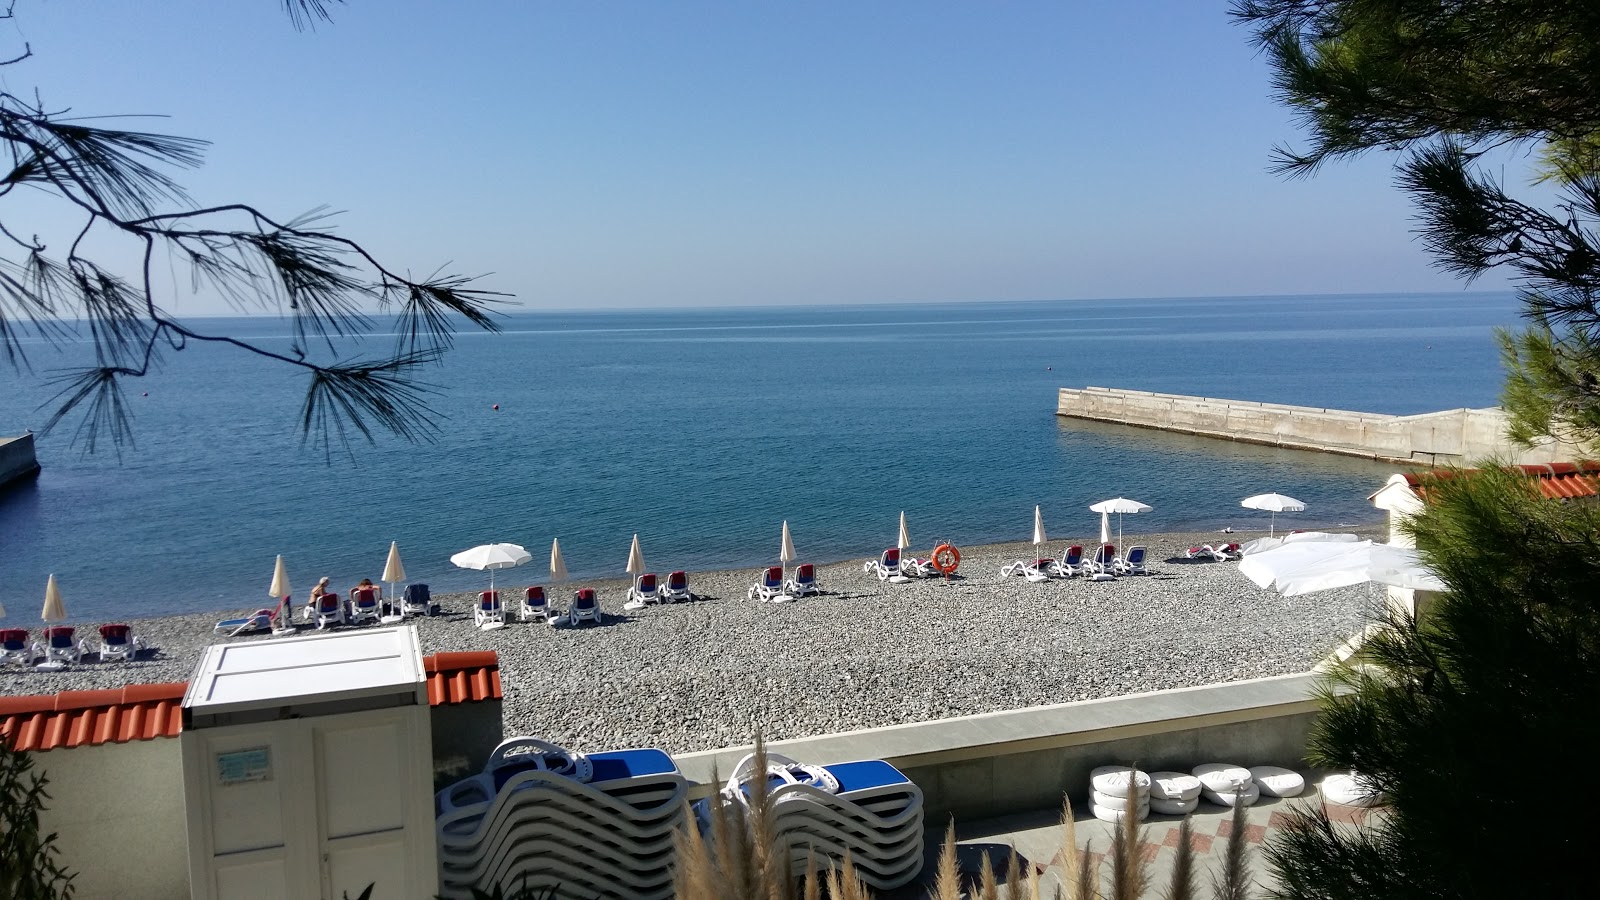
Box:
left=897, top=511, right=911, bottom=552
left=626, top=534, right=646, bottom=578
left=42, top=574, right=66, bottom=622
left=550, top=538, right=569, bottom=583
left=269, top=554, right=291, bottom=599
left=780, top=521, right=796, bottom=572
left=382, top=542, right=407, bottom=622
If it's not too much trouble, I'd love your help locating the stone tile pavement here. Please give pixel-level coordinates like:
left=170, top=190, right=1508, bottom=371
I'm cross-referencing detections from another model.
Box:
left=878, top=775, right=1383, bottom=899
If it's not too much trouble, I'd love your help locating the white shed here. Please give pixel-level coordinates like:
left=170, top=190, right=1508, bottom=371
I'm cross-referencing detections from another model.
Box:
left=180, top=627, right=438, bottom=900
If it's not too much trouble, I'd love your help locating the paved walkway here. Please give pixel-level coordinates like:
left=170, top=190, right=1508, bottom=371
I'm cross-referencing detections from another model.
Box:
left=879, top=775, right=1382, bottom=898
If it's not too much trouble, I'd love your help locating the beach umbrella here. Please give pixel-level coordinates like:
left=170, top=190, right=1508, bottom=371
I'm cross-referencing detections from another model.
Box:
left=1099, top=511, right=1111, bottom=547
left=1241, top=493, right=1306, bottom=537
left=382, top=542, right=407, bottom=621
left=1089, top=497, right=1152, bottom=549
left=1239, top=540, right=1446, bottom=596
left=1029, top=506, right=1050, bottom=582
left=269, top=554, right=291, bottom=599
left=780, top=521, right=796, bottom=570
left=450, top=542, right=531, bottom=594
left=897, top=511, right=911, bottom=552
left=626, top=534, right=646, bottom=578
left=42, top=574, right=65, bottom=622
left=550, top=539, right=569, bottom=583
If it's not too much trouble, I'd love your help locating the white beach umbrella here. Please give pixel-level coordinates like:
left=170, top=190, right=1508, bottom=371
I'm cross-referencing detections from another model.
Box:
left=1089, top=497, right=1152, bottom=549
left=550, top=538, right=569, bottom=583
left=626, top=534, right=646, bottom=577
left=897, top=511, right=911, bottom=552
left=1241, top=493, right=1307, bottom=536
left=1032, top=505, right=1047, bottom=548
left=451, top=542, right=531, bottom=593
left=1099, top=511, right=1111, bottom=547
left=41, top=574, right=65, bottom=622
left=780, top=521, right=796, bottom=569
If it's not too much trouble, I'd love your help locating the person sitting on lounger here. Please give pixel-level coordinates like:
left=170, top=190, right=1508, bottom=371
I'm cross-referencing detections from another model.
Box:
left=305, top=576, right=331, bottom=622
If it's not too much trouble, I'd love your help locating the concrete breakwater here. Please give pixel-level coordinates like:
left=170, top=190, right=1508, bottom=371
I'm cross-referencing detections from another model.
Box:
left=0, top=432, right=39, bottom=489
left=1057, top=386, right=1568, bottom=466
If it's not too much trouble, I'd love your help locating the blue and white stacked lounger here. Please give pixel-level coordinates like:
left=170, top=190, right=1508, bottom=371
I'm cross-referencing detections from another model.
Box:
left=434, top=737, right=687, bottom=900
left=698, top=752, right=925, bottom=890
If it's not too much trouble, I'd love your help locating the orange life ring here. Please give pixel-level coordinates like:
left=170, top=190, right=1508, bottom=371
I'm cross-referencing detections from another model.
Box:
left=932, top=544, right=961, bottom=574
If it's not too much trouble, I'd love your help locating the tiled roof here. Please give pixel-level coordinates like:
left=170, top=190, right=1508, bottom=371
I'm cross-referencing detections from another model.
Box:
left=425, top=650, right=503, bottom=705
left=2, top=651, right=502, bottom=752
left=0, top=682, right=186, bottom=752
left=1403, top=461, right=1600, bottom=501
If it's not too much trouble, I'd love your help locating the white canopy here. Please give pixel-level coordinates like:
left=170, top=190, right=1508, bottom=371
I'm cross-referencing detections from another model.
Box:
left=1240, top=540, right=1446, bottom=596
left=451, top=542, right=531, bottom=593
left=1239, top=531, right=1360, bottom=556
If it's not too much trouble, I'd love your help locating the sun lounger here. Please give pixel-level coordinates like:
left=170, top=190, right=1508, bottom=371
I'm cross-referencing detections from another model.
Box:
left=519, top=585, right=557, bottom=623
left=660, top=570, right=691, bottom=603
left=475, top=591, right=504, bottom=629
left=900, top=555, right=935, bottom=577
left=1089, top=543, right=1117, bottom=575
left=623, top=573, right=660, bottom=610
left=96, top=623, right=145, bottom=662
left=37, top=626, right=86, bottom=666
left=215, top=608, right=278, bottom=637
left=1058, top=544, right=1086, bottom=576
left=1113, top=545, right=1149, bottom=575
left=1001, top=557, right=1061, bottom=580
left=565, top=588, right=603, bottom=626
left=864, top=548, right=909, bottom=583
left=747, top=565, right=787, bottom=602
left=311, top=593, right=344, bottom=629
left=785, top=562, right=820, bottom=597
left=402, top=583, right=434, bottom=616
left=349, top=587, right=380, bottom=625
left=1, top=629, right=35, bottom=666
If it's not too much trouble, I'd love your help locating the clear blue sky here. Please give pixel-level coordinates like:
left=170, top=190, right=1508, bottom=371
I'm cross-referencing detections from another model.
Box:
left=4, top=0, right=1516, bottom=312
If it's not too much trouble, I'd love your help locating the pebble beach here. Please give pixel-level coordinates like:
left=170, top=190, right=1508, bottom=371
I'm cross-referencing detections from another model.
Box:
left=0, top=527, right=1384, bottom=756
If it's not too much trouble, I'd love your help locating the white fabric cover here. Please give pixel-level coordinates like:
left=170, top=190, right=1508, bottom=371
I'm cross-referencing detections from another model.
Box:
left=1091, top=790, right=1151, bottom=810
left=1202, top=783, right=1261, bottom=807
left=1149, top=796, right=1199, bottom=816
left=1090, top=765, right=1151, bottom=798
left=1147, top=771, right=1203, bottom=801
left=1321, top=773, right=1385, bottom=807
left=1090, top=802, right=1148, bottom=823
left=1248, top=765, right=1305, bottom=798
left=1192, top=763, right=1253, bottom=793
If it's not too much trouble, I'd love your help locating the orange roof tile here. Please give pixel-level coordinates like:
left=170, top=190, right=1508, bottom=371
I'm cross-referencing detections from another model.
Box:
left=0, top=682, right=186, bottom=752
left=424, top=650, right=503, bottom=706
left=1403, top=461, right=1600, bottom=501
left=1, top=651, right=501, bottom=753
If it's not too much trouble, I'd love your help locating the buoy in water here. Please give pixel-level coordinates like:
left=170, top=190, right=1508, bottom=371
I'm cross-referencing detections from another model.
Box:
left=492, top=404, right=500, bottom=410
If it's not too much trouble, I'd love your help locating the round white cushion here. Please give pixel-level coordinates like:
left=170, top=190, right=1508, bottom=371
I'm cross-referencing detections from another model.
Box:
left=1249, top=765, right=1305, bottom=798
left=1193, top=763, right=1253, bottom=793
left=1321, top=773, right=1384, bottom=807
left=1091, top=802, right=1148, bottom=823
left=1148, top=771, right=1203, bottom=801
left=1090, top=765, right=1151, bottom=798
left=1202, top=783, right=1261, bottom=807
left=1091, top=789, right=1151, bottom=810
left=1150, top=796, right=1199, bottom=815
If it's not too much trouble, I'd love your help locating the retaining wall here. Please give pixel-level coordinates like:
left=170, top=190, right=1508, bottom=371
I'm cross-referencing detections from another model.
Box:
left=1057, top=386, right=1568, bottom=466
left=675, top=673, right=1325, bottom=823
left=0, top=432, right=40, bottom=488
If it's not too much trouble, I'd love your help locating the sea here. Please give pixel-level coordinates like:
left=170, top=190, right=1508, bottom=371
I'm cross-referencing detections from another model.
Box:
left=0, top=291, right=1520, bottom=621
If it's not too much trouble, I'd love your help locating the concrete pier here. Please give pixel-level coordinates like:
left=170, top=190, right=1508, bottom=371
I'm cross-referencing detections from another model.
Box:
left=0, top=432, right=41, bottom=489
left=1057, top=386, right=1570, bottom=466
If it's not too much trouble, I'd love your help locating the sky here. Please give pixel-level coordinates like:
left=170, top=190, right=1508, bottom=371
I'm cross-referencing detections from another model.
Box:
left=2, top=0, right=1523, bottom=312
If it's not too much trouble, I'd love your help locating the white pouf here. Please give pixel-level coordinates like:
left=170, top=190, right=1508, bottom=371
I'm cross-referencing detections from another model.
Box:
left=1321, top=773, right=1384, bottom=807
left=1148, top=771, right=1203, bottom=801
left=1150, top=795, right=1199, bottom=816
left=1090, top=765, right=1152, bottom=798
left=1202, top=783, right=1261, bottom=808
left=1091, top=789, right=1151, bottom=810
left=1091, top=801, right=1149, bottom=823
left=1248, top=765, right=1305, bottom=798
left=1193, top=763, right=1253, bottom=793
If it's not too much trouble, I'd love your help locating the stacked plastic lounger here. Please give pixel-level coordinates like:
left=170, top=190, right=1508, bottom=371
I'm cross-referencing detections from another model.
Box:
left=704, top=753, right=925, bottom=890
left=435, top=738, right=687, bottom=900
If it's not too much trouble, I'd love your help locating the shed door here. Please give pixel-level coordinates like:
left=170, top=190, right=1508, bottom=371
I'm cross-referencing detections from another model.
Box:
left=316, top=719, right=411, bottom=899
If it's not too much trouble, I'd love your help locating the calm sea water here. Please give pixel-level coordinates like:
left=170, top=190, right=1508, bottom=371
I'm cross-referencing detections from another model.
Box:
left=0, top=292, right=1518, bottom=620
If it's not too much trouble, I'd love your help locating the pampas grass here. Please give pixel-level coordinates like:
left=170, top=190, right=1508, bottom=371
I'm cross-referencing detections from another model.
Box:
left=1162, top=815, right=1197, bottom=900
left=1108, top=780, right=1149, bottom=900
left=1210, top=798, right=1252, bottom=900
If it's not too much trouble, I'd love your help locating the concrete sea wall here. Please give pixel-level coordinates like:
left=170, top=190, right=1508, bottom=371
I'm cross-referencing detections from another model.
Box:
left=0, top=432, right=40, bottom=488
left=1057, top=386, right=1569, bottom=466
